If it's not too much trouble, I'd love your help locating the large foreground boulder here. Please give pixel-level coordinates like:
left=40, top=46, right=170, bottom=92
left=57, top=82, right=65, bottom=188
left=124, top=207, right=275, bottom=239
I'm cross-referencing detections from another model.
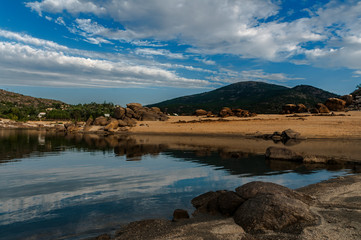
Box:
left=233, top=193, right=317, bottom=233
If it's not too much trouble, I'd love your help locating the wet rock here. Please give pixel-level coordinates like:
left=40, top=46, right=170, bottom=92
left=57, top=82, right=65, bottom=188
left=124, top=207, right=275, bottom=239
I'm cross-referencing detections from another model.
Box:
left=281, top=129, right=301, bottom=140
left=265, top=146, right=303, bottom=162
left=233, top=193, right=317, bottom=234
left=172, top=209, right=190, bottom=221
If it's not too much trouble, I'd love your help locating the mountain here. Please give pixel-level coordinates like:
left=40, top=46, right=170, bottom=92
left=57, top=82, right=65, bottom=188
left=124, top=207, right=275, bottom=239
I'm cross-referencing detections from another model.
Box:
left=148, top=81, right=339, bottom=114
left=0, top=89, right=64, bottom=108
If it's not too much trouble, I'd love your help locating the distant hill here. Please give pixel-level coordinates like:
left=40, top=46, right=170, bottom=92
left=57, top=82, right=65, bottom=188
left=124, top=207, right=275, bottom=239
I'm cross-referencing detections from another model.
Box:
left=149, top=81, right=339, bottom=114
left=0, top=89, right=64, bottom=107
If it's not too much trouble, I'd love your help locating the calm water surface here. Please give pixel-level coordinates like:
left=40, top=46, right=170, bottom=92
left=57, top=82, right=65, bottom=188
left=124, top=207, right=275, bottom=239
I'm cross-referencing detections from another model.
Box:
left=0, top=130, right=354, bottom=240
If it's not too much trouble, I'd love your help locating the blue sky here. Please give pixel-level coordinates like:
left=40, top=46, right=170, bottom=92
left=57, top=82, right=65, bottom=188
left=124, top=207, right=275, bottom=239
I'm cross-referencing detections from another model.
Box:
left=1, top=0, right=361, bottom=105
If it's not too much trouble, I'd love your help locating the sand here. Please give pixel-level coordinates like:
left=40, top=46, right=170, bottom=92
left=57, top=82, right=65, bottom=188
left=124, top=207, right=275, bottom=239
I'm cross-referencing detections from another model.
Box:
left=130, top=111, right=361, bottom=139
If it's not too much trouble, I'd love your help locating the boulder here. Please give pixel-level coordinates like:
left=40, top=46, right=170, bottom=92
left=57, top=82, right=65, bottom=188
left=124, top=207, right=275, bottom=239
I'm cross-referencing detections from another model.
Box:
left=281, top=129, right=301, bottom=140
left=325, top=98, right=346, bottom=111
left=141, top=112, right=160, bottom=121
left=265, top=146, right=303, bottom=162
left=117, top=120, right=128, bottom=127
left=217, top=191, right=245, bottom=216
left=104, top=119, right=119, bottom=131
left=191, top=191, right=222, bottom=208
left=172, top=209, right=189, bottom=221
left=282, top=104, right=297, bottom=114
left=114, top=107, right=126, bottom=119
left=233, top=193, right=317, bottom=233
left=340, top=95, right=353, bottom=106
left=126, top=103, right=143, bottom=111
left=125, top=108, right=135, bottom=118
left=296, top=104, right=308, bottom=113
left=94, top=116, right=108, bottom=126
left=123, top=117, right=137, bottom=127
left=219, top=107, right=233, bottom=118
left=150, top=107, right=161, bottom=113
left=235, top=181, right=312, bottom=204
left=316, top=103, right=330, bottom=113
left=195, top=109, right=208, bottom=116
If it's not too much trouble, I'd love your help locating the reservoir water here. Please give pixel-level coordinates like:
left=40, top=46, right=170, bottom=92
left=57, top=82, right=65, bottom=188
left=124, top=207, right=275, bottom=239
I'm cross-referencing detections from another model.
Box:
left=0, top=129, right=356, bottom=240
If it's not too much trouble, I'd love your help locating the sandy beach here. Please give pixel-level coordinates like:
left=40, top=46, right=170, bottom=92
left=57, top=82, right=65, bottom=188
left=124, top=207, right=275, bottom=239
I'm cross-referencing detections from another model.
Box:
left=130, top=111, right=361, bottom=139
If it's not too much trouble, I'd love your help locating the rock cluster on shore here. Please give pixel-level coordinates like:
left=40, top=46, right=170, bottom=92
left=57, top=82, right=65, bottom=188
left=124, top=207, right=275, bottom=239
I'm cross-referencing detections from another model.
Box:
left=194, top=107, right=257, bottom=118
left=64, top=103, right=168, bottom=133
left=281, top=96, right=354, bottom=114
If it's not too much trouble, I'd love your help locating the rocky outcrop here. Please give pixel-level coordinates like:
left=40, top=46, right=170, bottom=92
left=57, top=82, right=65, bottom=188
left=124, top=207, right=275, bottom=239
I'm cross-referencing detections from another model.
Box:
left=340, top=95, right=353, bottom=106
left=325, top=98, right=346, bottom=111
left=219, top=107, right=233, bottom=117
left=218, top=107, right=255, bottom=118
left=191, top=181, right=317, bottom=234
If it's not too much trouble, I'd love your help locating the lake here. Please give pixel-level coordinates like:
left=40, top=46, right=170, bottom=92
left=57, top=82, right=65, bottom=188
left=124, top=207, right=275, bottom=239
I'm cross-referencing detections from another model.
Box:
left=0, top=129, right=357, bottom=240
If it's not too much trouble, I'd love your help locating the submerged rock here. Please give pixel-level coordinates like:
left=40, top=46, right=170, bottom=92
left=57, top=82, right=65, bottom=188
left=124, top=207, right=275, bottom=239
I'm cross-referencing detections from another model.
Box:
left=265, top=146, right=303, bottom=162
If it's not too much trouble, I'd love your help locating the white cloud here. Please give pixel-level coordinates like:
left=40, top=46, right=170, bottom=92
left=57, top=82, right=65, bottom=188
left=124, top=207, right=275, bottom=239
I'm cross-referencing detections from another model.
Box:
left=209, top=69, right=302, bottom=83
left=0, top=30, right=209, bottom=88
left=134, top=48, right=186, bottom=59
left=55, top=17, right=66, bottom=26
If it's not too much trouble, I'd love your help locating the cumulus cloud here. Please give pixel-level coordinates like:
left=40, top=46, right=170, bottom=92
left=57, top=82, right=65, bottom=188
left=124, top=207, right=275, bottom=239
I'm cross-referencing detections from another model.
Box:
left=0, top=30, right=209, bottom=88
left=24, top=0, right=361, bottom=68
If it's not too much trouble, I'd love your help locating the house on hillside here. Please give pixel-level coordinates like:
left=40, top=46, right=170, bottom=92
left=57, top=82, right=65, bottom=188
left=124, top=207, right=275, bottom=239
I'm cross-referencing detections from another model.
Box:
left=38, top=112, right=46, bottom=118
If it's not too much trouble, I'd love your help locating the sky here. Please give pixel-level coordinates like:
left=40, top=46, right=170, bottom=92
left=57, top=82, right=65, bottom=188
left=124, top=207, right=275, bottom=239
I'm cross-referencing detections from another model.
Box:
left=1, top=0, right=361, bottom=105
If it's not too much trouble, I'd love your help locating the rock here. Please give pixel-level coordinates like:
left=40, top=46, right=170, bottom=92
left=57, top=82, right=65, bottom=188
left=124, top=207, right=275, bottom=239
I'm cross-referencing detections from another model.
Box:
left=233, top=109, right=250, bottom=117
left=235, top=181, right=312, bottom=204
left=64, top=123, right=78, bottom=132
left=195, top=109, right=208, bottom=116
left=126, top=103, right=143, bottom=111
left=282, top=104, right=297, bottom=114
left=219, top=107, right=233, bottom=118
left=340, top=95, right=353, bottom=106
left=117, top=120, right=128, bottom=127
left=104, top=119, right=119, bottom=131
left=191, top=191, right=222, bottom=208
left=123, top=117, right=137, bottom=127
left=265, top=146, right=303, bottom=162
left=316, top=103, right=330, bottom=113
left=150, top=107, right=161, bottom=113
left=297, top=104, right=308, bottom=113
left=114, top=107, right=126, bottom=119
left=217, top=191, right=245, bottom=216
left=94, top=116, right=108, bottom=126
left=125, top=108, right=135, bottom=118
left=85, top=117, right=93, bottom=126
left=233, top=193, right=317, bottom=233
left=141, top=111, right=160, bottom=121
left=325, top=98, right=346, bottom=111
left=172, top=209, right=190, bottom=221
left=281, top=129, right=301, bottom=140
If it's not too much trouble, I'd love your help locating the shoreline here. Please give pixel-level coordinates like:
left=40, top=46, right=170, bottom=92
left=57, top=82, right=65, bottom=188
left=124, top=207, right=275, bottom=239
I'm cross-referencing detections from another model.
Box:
left=92, top=173, right=361, bottom=240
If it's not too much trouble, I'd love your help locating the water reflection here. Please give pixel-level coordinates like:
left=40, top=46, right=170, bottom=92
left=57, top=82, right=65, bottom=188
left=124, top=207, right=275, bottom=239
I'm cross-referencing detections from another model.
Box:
left=0, top=129, right=358, bottom=240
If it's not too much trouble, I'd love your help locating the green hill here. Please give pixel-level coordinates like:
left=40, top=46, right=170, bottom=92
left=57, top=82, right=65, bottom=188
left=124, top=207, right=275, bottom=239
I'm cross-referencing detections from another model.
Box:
left=148, top=81, right=338, bottom=114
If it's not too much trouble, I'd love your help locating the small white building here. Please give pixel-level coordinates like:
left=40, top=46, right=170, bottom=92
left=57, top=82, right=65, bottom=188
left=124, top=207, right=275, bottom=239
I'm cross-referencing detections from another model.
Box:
left=104, top=113, right=110, bottom=118
left=38, top=112, right=46, bottom=118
